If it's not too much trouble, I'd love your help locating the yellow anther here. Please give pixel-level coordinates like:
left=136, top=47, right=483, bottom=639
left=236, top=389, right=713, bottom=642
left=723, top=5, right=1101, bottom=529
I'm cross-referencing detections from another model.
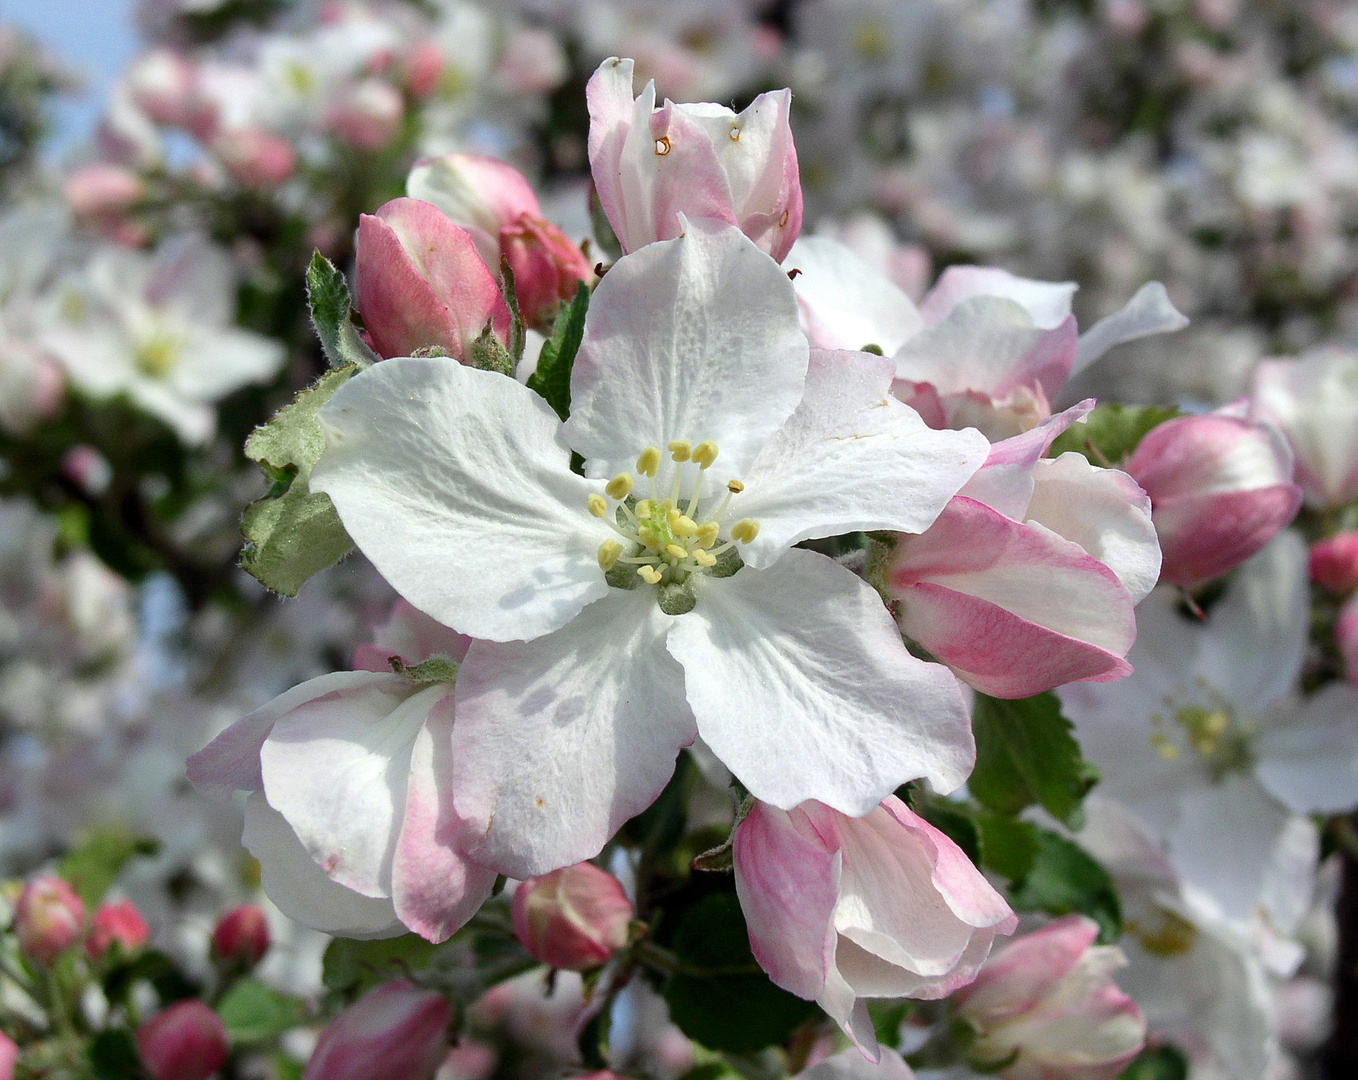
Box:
left=637, top=565, right=663, bottom=585
left=635, top=500, right=653, bottom=518
left=730, top=518, right=760, bottom=544
left=654, top=136, right=671, bottom=156
left=1150, top=733, right=1180, bottom=761
left=605, top=473, right=634, bottom=500
left=665, top=543, right=689, bottom=561
left=597, top=540, right=623, bottom=571
left=637, top=446, right=661, bottom=477
left=672, top=514, right=698, bottom=537
left=696, top=522, right=720, bottom=547
left=668, top=439, right=692, bottom=462
left=726, top=479, right=745, bottom=494
left=638, top=526, right=660, bottom=550
left=587, top=493, right=609, bottom=518
left=692, top=441, right=719, bottom=469
left=660, top=498, right=676, bottom=512
left=693, top=549, right=717, bottom=568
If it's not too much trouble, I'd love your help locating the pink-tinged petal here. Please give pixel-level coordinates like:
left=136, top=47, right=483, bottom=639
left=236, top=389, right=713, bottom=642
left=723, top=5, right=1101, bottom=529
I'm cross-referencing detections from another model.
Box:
left=565, top=221, right=807, bottom=488
left=1255, top=682, right=1358, bottom=815
left=261, top=678, right=451, bottom=898
left=392, top=696, right=497, bottom=943
left=890, top=498, right=1137, bottom=697
left=451, top=589, right=696, bottom=878
left=1025, top=454, right=1161, bottom=604
left=242, top=794, right=404, bottom=939
left=733, top=802, right=839, bottom=1002
left=737, top=349, right=989, bottom=567
left=787, top=235, right=924, bottom=354
left=1074, top=282, right=1188, bottom=371
left=1251, top=350, right=1358, bottom=507
left=953, top=915, right=1100, bottom=1020
left=793, top=1047, right=915, bottom=1080
left=353, top=599, right=472, bottom=672
left=1152, top=486, right=1302, bottom=587
left=920, top=266, right=1076, bottom=330
left=671, top=550, right=974, bottom=814
left=587, top=57, right=652, bottom=253
left=314, top=357, right=612, bottom=642
left=406, top=152, right=543, bottom=267
left=645, top=102, right=742, bottom=238
left=957, top=401, right=1095, bottom=520
left=187, top=670, right=384, bottom=796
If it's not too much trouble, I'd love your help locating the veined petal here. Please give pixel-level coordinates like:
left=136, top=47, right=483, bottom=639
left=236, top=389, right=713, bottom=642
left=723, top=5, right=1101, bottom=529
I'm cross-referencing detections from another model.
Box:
left=738, top=349, right=988, bottom=568
left=261, top=678, right=452, bottom=899
left=787, top=235, right=923, bottom=354
left=313, top=356, right=611, bottom=642
left=451, top=589, right=696, bottom=878
left=893, top=297, right=1061, bottom=397
left=919, top=265, right=1076, bottom=329
left=392, top=696, right=498, bottom=943
left=671, top=550, right=973, bottom=814
left=242, top=794, right=404, bottom=940
left=957, top=401, right=1095, bottom=520
left=565, top=221, right=808, bottom=488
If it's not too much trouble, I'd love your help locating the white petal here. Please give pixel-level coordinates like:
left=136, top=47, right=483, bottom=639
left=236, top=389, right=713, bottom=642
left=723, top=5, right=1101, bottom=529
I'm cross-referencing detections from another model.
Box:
left=451, top=589, right=696, bottom=878
left=313, top=356, right=611, bottom=642
left=171, top=327, right=286, bottom=401
left=738, top=349, right=988, bottom=567
left=242, top=793, right=404, bottom=940
left=566, top=220, right=808, bottom=486
left=261, top=678, right=451, bottom=898
left=793, top=1047, right=914, bottom=1080
left=1255, top=683, right=1358, bottom=815
left=892, top=297, right=1050, bottom=396
left=1074, top=282, right=1189, bottom=371
left=919, top=265, right=1076, bottom=329
left=786, top=235, right=923, bottom=354
left=671, top=550, right=973, bottom=814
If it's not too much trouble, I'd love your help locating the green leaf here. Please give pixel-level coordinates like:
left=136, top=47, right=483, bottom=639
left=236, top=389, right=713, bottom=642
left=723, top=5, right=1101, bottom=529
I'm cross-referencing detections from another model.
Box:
left=973, top=809, right=1040, bottom=885
left=526, top=282, right=590, bottom=420
left=102, top=950, right=197, bottom=1008
left=664, top=892, right=817, bottom=1054
left=217, top=977, right=306, bottom=1044
left=60, top=828, right=159, bottom=908
left=322, top=935, right=440, bottom=995
left=1009, top=829, right=1122, bottom=943
left=1118, top=1044, right=1189, bottom=1080
left=1048, top=404, right=1180, bottom=466
left=240, top=364, right=358, bottom=596
left=89, top=1029, right=146, bottom=1080
left=970, top=692, right=1098, bottom=829
left=306, top=251, right=379, bottom=369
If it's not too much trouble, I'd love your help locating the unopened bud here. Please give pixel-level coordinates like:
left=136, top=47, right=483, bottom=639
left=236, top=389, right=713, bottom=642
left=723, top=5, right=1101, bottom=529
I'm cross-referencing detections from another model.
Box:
left=304, top=979, right=451, bottom=1080
left=14, top=875, right=84, bottom=964
left=499, top=215, right=592, bottom=332
left=0, top=1032, right=17, bottom=1080
left=135, top=1000, right=228, bottom=1080
left=212, top=128, right=296, bottom=190
left=511, top=862, right=633, bottom=971
left=1311, top=533, right=1358, bottom=595
left=328, top=79, right=404, bottom=152
left=86, top=898, right=150, bottom=959
left=211, top=903, right=270, bottom=969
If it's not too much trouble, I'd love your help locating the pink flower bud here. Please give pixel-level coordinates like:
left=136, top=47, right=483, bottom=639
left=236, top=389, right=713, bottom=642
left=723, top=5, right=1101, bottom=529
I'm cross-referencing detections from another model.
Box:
left=953, top=915, right=1146, bottom=1080
left=304, top=979, right=451, bottom=1080
left=500, top=216, right=592, bottom=331
left=86, top=898, right=150, bottom=959
left=587, top=57, right=803, bottom=261
left=1311, top=533, right=1358, bottom=595
left=399, top=41, right=445, bottom=101
left=13, top=876, right=84, bottom=964
left=64, top=163, right=145, bottom=221
left=405, top=153, right=543, bottom=269
left=511, top=862, right=633, bottom=972
left=1123, top=412, right=1302, bottom=587
left=495, top=28, right=568, bottom=96
left=211, top=904, right=270, bottom=969
left=355, top=197, right=511, bottom=360
left=0, top=1031, right=17, bottom=1080
left=135, top=1000, right=229, bottom=1080
left=328, top=79, right=404, bottom=152
left=212, top=128, right=296, bottom=190
left=125, top=50, right=198, bottom=128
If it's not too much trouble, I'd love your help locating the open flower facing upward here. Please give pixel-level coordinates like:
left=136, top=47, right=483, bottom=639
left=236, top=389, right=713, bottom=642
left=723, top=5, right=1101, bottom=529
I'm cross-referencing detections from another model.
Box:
left=311, top=220, right=990, bottom=880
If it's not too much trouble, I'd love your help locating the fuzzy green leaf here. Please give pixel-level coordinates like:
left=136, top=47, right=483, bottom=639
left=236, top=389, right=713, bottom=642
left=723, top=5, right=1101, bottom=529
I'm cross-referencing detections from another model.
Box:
left=217, top=978, right=306, bottom=1044
left=306, top=251, right=379, bottom=369
left=526, top=282, right=590, bottom=420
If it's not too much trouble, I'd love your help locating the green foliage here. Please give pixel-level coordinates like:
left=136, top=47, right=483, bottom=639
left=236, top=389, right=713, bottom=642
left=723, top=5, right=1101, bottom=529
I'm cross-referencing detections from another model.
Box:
left=970, top=692, right=1098, bottom=829
left=972, top=808, right=1040, bottom=883
left=102, top=950, right=199, bottom=1008
left=88, top=1029, right=146, bottom=1080
left=1119, top=1044, right=1189, bottom=1080
left=321, top=934, right=440, bottom=996
left=59, top=829, right=158, bottom=908
left=526, top=282, right=590, bottom=420
left=240, top=364, right=358, bottom=595
left=1010, top=829, right=1122, bottom=943
left=663, top=892, right=817, bottom=1054
left=1049, top=404, right=1180, bottom=465
left=305, top=252, right=379, bottom=370
left=217, top=978, right=306, bottom=1044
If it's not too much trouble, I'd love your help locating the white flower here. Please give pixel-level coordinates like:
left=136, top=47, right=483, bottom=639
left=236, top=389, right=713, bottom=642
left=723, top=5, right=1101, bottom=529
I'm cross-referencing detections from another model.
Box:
left=311, top=220, right=990, bottom=877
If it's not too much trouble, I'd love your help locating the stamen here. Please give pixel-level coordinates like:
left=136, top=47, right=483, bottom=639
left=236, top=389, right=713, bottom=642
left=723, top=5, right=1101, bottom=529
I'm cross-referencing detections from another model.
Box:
left=635, top=500, right=653, bottom=518
left=730, top=519, right=760, bottom=544
left=665, top=543, right=689, bottom=562
left=692, top=441, right=719, bottom=469
left=696, top=522, right=720, bottom=547
left=597, top=541, right=623, bottom=570
left=605, top=473, right=634, bottom=500
left=637, top=446, right=661, bottom=477
left=668, top=440, right=692, bottom=462
left=587, top=494, right=608, bottom=518
left=638, top=565, right=663, bottom=584
left=692, top=549, right=717, bottom=568
left=727, top=480, right=744, bottom=494
left=671, top=514, right=698, bottom=537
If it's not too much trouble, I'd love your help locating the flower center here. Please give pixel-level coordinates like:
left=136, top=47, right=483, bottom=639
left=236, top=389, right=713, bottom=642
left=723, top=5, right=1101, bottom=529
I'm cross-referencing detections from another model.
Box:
left=135, top=327, right=184, bottom=379
left=586, top=439, right=760, bottom=613
left=1148, top=685, right=1254, bottom=781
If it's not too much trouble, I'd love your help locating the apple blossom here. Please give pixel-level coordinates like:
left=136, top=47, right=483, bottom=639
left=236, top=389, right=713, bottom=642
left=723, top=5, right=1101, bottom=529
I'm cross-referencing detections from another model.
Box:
left=355, top=197, right=511, bottom=361
left=311, top=221, right=988, bottom=878
left=211, top=903, right=270, bottom=969
left=14, top=875, right=84, bottom=964
left=136, top=1001, right=228, bottom=1080
left=512, top=862, right=634, bottom=971
left=1122, top=409, right=1301, bottom=588
left=304, top=979, right=451, bottom=1080
left=733, top=796, right=1016, bottom=1058
left=85, top=898, right=151, bottom=959
left=952, top=915, right=1146, bottom=1080
left=587, top=57, right=802, bottom=261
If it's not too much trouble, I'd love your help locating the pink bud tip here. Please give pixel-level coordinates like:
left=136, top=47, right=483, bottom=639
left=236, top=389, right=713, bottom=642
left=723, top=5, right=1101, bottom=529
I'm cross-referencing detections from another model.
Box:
left=14, top=876, right=85, bottom=965
left=86, top=898, right=151, bottom=959
left=211, top=904, right=270, bottom=969
left=1311, top=533, right=1358, bottom=595
left=511, top=862, right=634, bottom=972
left=136, top=1000, right=229, bottom=1080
